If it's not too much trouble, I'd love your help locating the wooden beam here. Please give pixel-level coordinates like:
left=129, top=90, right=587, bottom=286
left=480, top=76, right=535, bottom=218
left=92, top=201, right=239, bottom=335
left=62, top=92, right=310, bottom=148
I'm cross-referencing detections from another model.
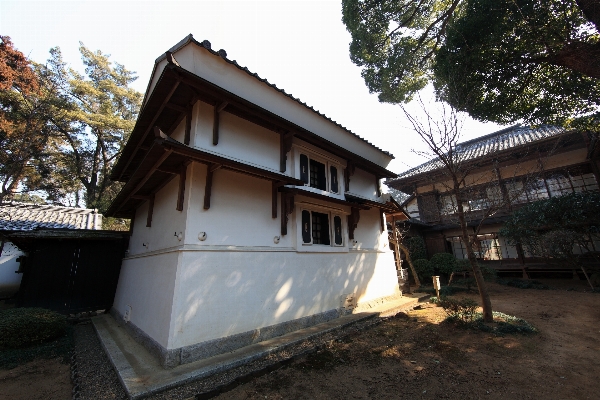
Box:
left=177, top=164, right=187, bottom=211
left=146, top=195, right=155, bottom=227
left=156, top=166, right=179, bottom=175
left=203, top=164, right=214, bottom=210
left=212, top=101, right=228, bottom=145
left=375, top=176, right=381, bottom=197
left=184, top=104, right=193, bottom=145
left=379, top=209, right=385, bottom=232
left=280, top=132, right=294, bottom=172
left=116, top=148, right=173, bottom=215
left=118, top=80, right=180, bottom=180
left=165, top=103, right=187, bottom=113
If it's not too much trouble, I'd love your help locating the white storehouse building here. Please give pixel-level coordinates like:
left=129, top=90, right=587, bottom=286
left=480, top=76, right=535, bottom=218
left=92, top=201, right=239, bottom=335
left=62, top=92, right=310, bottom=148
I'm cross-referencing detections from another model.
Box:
left=106, top=35, right=400, bottom=367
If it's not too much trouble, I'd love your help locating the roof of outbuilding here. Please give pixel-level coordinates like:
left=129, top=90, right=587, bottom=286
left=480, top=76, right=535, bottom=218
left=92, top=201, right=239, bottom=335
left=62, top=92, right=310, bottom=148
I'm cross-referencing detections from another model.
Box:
left=0, top=202, right=102, bottom=231
left=389, top=125, right=566, bottom=183
left=151, top=34, right=393, bottom=159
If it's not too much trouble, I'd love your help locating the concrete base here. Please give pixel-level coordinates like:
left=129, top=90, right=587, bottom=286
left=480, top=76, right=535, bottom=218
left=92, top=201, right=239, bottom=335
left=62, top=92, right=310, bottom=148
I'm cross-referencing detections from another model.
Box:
left=93, top=292, right=429, bottom=399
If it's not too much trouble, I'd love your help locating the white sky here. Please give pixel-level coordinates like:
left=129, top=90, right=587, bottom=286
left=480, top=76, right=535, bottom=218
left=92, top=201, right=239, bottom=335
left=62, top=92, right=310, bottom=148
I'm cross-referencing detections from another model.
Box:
left=1, top=0, right=504, bottom=175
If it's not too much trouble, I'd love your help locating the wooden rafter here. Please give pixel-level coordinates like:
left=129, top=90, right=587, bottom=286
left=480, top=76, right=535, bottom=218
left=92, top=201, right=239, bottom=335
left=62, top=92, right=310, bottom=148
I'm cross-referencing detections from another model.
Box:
left=118, top=80, right=180, bottom=180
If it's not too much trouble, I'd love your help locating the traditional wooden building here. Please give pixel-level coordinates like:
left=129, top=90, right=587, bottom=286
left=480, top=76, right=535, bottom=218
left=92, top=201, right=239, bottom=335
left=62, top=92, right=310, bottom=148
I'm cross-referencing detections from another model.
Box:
left=106, top=35, right=400, bottom=367
left=386, top=125, right=600, bottom=276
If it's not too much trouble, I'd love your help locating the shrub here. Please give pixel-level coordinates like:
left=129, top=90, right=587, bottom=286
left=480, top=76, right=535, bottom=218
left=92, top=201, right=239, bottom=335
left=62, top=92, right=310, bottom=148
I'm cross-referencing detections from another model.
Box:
left=439, top=297, right=479, bottom=323
left=412, top=258, right=434, bottom=281
left=430, top=253, right=458, bottom=275
left=0, top=308, right=67, bottom=349
left=405, top=236, right=427, bottom=261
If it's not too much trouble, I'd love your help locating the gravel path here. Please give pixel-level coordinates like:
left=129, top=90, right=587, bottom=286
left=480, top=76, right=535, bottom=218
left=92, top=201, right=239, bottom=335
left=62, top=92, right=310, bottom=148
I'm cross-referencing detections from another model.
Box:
left=71, top=316, right=383, bottom=399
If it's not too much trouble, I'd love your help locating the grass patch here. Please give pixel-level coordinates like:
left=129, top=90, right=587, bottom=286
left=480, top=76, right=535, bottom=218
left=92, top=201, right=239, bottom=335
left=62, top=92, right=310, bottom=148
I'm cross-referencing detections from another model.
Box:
left=444, top=311, right=538, bottom=336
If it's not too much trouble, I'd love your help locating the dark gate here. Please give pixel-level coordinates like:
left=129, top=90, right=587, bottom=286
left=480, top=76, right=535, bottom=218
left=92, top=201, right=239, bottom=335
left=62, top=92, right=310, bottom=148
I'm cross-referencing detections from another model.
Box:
left=7, top=229, right=128, bottom=314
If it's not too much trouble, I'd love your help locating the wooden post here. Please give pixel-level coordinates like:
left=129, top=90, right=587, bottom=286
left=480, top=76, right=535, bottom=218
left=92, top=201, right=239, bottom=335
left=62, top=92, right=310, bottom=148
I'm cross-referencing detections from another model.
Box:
left=177, top=164, right=187, bottom=211
left=146, top=195, right=155, bottom=227
left=433, top=276, right=441, bottom=299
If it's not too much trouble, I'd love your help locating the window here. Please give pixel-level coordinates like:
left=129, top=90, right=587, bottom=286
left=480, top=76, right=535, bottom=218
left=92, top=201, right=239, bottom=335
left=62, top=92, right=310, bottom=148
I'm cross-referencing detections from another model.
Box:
left=447, top=234, right=505, bottom=260
left=301, top=209, right=344, bottom=247
left=299, top=152, right=341, bottom=194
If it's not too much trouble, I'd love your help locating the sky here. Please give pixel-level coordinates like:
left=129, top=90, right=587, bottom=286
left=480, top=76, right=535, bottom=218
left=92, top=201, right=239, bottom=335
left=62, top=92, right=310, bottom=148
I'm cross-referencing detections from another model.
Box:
left=1, top=0, right=504, bottom=175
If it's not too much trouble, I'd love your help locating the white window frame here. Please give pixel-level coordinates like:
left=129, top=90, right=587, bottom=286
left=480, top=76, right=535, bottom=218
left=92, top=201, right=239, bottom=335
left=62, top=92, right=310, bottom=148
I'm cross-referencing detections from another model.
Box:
left=294, top=145, right=344, bottom=197
left=296, top=204, right=348, bottom=253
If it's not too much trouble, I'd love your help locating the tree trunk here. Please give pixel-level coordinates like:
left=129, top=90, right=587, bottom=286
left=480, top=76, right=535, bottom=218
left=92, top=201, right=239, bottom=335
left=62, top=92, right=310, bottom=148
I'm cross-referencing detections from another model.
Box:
left=454, top=181, right=494, bottom=322
left=397, top=240, right=421, bottom=289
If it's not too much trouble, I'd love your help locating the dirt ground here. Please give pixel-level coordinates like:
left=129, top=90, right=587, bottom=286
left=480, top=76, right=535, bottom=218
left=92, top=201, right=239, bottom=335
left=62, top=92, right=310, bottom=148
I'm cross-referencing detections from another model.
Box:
left=0, top=279, right=598, bottom=399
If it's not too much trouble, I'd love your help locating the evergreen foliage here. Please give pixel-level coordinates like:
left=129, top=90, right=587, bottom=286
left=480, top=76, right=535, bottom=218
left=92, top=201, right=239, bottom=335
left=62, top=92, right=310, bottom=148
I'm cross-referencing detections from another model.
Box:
left=342, top=0, right=600, bottom=125
left=0, top=308, right=67, bottom=349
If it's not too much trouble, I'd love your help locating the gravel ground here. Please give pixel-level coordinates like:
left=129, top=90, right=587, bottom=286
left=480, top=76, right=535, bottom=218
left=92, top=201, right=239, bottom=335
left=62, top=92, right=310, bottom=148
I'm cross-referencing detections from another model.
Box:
left=72, top=315, right=384, bottom=399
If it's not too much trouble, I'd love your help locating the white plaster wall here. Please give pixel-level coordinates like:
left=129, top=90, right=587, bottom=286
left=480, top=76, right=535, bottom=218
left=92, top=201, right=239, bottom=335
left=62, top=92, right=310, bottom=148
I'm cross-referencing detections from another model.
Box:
left=353, top=208, right=389, bottom=251
left=161, top=42, right=393, bottom=168
left=128, top=171, right=191, bottom=256
left=348, top=167, right=380, bottom=201
left=184, top=163, right=292, bottom=248
left=191, top=102, right=281, bottom=172
left=112, top=251, right=179, bottom=349
left=168, top=247, right=398, bottom=349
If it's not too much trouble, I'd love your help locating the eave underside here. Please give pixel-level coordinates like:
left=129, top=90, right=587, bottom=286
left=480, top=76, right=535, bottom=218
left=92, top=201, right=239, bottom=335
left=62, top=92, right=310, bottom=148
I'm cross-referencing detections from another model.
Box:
left=111, top=63, right=396, bottom=183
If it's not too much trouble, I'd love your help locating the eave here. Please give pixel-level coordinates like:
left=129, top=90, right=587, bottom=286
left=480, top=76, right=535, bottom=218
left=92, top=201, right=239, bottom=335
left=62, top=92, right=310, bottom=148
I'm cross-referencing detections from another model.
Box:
left=106, top=135, right=304, bottom=218
left=111, top=62, right=396, bottom=184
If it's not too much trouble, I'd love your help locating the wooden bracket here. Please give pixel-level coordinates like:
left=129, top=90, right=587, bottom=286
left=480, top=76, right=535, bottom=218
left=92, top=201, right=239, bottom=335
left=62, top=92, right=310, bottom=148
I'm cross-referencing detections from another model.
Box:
left=375, top=176, right=381, bottom=197
left=345, top=161, right=355, bottom=191
left=272, top=181, right=285, bottom=218
left=203, top=164, right=215, bottom=210
left=280, top=132, right=294, bottom=172
left=212, top=101, right=229, bottom=145
left=348, top=207, right=360, bottom=240
left=379, top=209, right=385, bottom=232
left=176, top=164, right=187, bottom=211
left=280, top=192, right=295, bottom=235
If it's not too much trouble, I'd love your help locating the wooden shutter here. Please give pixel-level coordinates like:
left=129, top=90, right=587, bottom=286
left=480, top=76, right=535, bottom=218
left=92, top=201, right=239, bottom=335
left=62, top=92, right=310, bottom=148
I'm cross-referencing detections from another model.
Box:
left=302, top=210, right=312, bottom=243
left=330, top=166, right=338, bottom=193
left=333, top=215, right=342, bottom=245
left=300, top=154, right=309, bottom=184
left=417, top=194, right=441, bottom=223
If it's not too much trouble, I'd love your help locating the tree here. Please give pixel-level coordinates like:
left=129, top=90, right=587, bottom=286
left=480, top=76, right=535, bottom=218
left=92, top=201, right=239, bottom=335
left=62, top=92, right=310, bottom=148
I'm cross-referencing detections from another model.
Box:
left=393, top=99, right=560, bottom=321
left=499, top=191, right=600, bottom=287
left=342, top=0, right=600, bottom=124
left=434, top=0, right=600, bottom=125
left=0, top=36, right=52, bottom=202
left=36, top=44, right=142, bottom=210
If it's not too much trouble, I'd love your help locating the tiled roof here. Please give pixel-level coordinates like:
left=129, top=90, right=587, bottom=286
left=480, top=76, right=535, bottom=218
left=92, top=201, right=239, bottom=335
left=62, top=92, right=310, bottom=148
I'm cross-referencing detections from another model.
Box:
left=153, top=35, right=394, bottom=159
left=389, top=125, right=566, bottom=183
left=0, top=202, right=102, bottom=231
